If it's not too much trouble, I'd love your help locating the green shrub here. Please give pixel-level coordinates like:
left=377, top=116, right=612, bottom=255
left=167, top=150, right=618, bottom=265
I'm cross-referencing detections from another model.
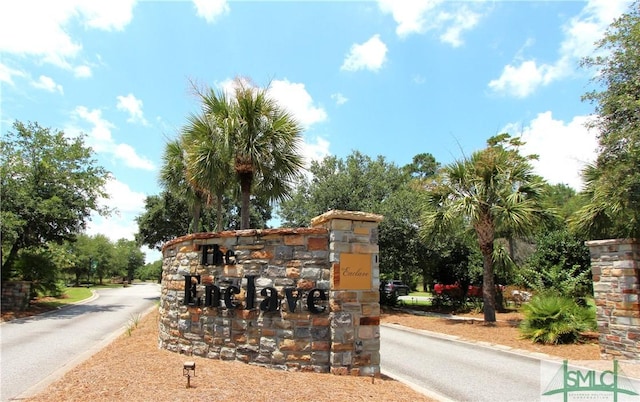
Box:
left=519, top=293, right=596, bottom=344
left=518, top=230, right=592, bottom=302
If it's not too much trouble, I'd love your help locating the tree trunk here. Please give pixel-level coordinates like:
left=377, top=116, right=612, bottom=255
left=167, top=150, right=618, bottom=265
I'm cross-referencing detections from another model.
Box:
left=475, top=216, right=496, bottom=323
left=216, top=194, right=223, bottom=232
left=191, top=198, right=202, bottom=233
left=481, top=250, right=497, bottom=322
left=239, top=173, right=252, bottom=230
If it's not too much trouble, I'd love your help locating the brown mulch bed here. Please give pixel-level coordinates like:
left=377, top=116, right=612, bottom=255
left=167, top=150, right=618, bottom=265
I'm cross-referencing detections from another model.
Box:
left=6, top=303, right=638, bottom=401
left=380, top=307, right=600, bottom=361
left=24, top=308, right=436, bottom=402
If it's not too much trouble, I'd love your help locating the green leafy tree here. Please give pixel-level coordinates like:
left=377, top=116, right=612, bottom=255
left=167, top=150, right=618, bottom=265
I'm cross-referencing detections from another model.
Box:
left=573, top=2, right=640, bottom=238
left=1, top=121, right=109, bottom=281
left=195, top=78, right=305, bottom=229
left=541, top=184, right=584, bottom=230
left=136, top=260, right=163, bottom=282
left=278, top=151, right=426, bottom=283
left=279, top=151, right=408, bottom=224
left=403, top=152, right=440, bottom=180
left=421, top=134, right=548, bottom=322
left=113, top=239, right=145, bottom=282
left=89, top=234, right=114, bottom=285
left=135, top=192, right=192, bottom=251
left=519, top=229, right=592, bottom=301
left=13, top=247, right=63, bottom=297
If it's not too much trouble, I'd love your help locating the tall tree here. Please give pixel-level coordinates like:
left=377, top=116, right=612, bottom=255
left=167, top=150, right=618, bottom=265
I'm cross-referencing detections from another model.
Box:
left=421, top=134, right=547, bottom=322
left=573, top=2, right=640, bottom=238
left=113, top=239, right=145, bottom=282
left=1, top=121, right=109, bottom=280
left=278, top=151, right=426, bottom=283
left=196, top=78, right=305, bottom=229
left=403, top=152, right=440, bottom=180
left=182, top=112, right=234, bottom=231
left=159, top=138, right=208, bottom=233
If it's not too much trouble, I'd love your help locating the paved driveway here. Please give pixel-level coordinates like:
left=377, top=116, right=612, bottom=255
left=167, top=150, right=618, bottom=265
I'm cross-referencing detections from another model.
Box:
left=0, top=283, right=160, bottom=402
left=380, top=324, right=640, bottom=401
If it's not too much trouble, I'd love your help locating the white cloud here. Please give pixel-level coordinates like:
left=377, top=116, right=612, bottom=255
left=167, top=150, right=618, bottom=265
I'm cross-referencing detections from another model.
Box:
left=115, top=143, right=155, bottom=170
left=193, top=0, right=229, bottom=23
left=301, top=136, right=331, bottom=168
left=331, top=93, right=348, bottom=105
left=74, top=65, right=92, bottom=78
left=269, top=80, right=327, bottom=127
left=377, top=0, right=482, bottom=46
left=489, top=0, right=629, bottom=98
left=341, top=34, right=388, bottom=72
left=0, top=62, right=26, bottom=85
left=504, top=111, right=598, bottom=191
left=77, top=1, right=136, bottom=31
left=0, top=0, right=136, bottom=70
left=86, top=177, right=161, bottom=262
left=377, top=0, right=441, bottom=37
left=103, top=177, right=147, bottom=214
left=86, top=178, right=145, bottom=241
left=116, top=93, right=149, bottom=126
left=32, top=75, right=64, bottom=94
left=488, top=61, right=549, bottom=98
left=438, top=7, right=481, bottom=48
left=72, top=106, right=155, bottom=170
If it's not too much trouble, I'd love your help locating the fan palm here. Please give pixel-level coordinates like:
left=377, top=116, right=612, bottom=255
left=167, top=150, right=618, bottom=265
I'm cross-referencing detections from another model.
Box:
left=422, top=135, right=547, bottom=322
left=182, top=112, right=234, bottom=231
left=196, top=78, right=305, bottom=229
left=159, top=138, right=207, bottom=233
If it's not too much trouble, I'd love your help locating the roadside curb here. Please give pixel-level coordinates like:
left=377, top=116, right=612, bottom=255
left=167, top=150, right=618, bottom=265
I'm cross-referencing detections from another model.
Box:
left=13, top=284, right=160, bottom=401
left=381, top=367, right=456, bottom=402
left=0, top=289, right=100, bottom=326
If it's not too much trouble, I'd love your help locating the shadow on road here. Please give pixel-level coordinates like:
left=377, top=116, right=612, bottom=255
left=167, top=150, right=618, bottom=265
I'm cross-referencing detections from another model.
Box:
left=4, top=303, right=127, bottom=324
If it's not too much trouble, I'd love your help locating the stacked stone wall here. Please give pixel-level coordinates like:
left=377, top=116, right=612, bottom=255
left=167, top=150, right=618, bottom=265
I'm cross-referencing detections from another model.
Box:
left=159, top=210, right=382, bottom=375
left=587, top=238, right=640, bottom=360
left=310, top=211, right=381, bottom=376
left=1, top=281, right=31, bottom=311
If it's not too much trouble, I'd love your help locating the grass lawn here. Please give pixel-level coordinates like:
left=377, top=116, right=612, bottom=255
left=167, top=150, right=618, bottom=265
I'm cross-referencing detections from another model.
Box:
left=34, top=286, right=93, bottom=309
left=408, top=291, right=431, bottom=297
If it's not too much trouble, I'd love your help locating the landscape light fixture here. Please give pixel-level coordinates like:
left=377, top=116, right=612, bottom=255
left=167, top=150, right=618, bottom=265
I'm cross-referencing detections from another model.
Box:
left=183, top=361, right=196, bottom=388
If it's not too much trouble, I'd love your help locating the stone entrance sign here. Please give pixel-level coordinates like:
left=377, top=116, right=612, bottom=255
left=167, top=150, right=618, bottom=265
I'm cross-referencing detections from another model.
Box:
left=158, top=210, right=383, bottom=376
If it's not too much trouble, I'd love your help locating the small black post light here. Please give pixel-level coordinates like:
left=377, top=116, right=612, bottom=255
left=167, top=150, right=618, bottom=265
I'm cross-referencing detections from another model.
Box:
left=183, top=361, right=196, bottom=388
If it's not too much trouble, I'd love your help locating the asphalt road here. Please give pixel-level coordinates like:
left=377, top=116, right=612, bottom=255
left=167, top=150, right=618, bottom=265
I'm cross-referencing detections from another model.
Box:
left=0, top=282, right=160, bottom=402
left=380, top=324, right=640, bottom=401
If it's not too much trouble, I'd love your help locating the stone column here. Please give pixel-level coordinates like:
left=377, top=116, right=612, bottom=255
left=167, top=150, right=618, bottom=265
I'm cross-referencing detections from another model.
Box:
left=311, top=210, right=383, bottom=376
left=1, top=281, right=31, bottom=311
left=586, top=238, right=640, bottom=360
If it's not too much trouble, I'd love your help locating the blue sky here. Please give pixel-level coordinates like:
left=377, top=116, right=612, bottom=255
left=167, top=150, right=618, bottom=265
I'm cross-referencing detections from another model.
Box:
left=1, top=0, right=632, bottom=262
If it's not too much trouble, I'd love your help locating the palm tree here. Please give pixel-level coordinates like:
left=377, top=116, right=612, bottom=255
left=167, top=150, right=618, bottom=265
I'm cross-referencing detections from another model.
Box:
left=196, top=78, right=305, bottom=229
left=421, top=134, right=547, bottom=322
left=182, top=112, right=234, bottom=232
left=159, top=138, right=208, bottom=233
